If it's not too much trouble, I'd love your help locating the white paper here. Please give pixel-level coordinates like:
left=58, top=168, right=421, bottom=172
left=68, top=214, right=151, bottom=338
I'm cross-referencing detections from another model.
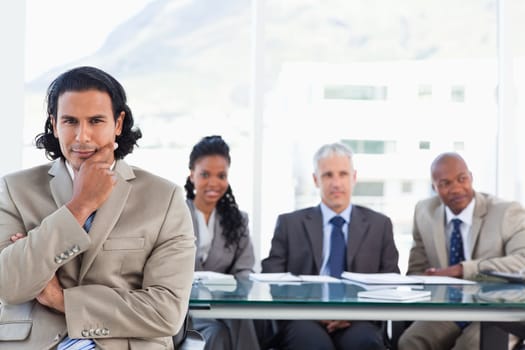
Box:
left=249, top=272, right=303, bottom=282
left=411, top=275, right=476, bottom=285
left=342, top=272, right=422, bottom=285
left=357, top=288, right=431, bottom=301
left=298, top=275, right=341, bottom=283
left=193, top=271, right=236, bottom=285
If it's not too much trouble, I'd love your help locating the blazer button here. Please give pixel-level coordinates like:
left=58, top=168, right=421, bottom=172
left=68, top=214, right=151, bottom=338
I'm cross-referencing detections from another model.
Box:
left=60, top=252, right=68, bottom=260
left=81, top=330, right=89, bottom=337
left=89, top=329, right=95, bottom=336
left=72, top=245, right=80, bottom=253
left=95, top=328, right=102, bottom=336
left=67, top=250, right=75, bottom=257
left=102, top=328, right=109, bottom=336
left=54, top=256, right=63, bottom=264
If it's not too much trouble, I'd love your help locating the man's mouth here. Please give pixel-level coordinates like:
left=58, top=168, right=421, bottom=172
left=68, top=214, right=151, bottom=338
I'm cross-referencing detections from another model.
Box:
left=450, top=195, right=467, bottom=203
left=72, top=148, right=97, bottom=158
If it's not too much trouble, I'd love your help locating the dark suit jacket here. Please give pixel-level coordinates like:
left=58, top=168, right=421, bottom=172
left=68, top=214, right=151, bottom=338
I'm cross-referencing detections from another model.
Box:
left=261, top=205, right=399, bottom=275
left=187, top=200, right=255, bottom=278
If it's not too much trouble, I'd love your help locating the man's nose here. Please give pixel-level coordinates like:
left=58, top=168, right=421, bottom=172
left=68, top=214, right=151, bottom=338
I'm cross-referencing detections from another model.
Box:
left=449, top=180, right=462, bottom=193
left=331, top=175, right=343, bottom=187
left=75, top=122, right=90, bottom=142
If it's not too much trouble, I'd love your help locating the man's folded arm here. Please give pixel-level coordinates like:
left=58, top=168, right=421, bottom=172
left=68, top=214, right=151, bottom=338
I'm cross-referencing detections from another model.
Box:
left=0, top=204, right=90, bottom=304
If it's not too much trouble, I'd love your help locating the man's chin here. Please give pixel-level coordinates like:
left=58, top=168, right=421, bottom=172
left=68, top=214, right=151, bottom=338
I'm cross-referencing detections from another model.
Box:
left=66, top=158, right=86, bottom=171
left=449, top=201, right=469, bottom=214
left=325, top=201, right=348, bottom=213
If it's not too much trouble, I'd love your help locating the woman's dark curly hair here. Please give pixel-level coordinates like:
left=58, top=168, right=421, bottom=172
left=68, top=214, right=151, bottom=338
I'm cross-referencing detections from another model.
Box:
left=184, top=135, right=246, bottom=248
left=35, top=66, right=142, bottom=160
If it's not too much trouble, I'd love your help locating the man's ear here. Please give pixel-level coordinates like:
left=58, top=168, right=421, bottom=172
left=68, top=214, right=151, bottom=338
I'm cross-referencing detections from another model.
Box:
left=115, top=111, right=125, bottom=136
left=313, top=172, right=319, bottom=188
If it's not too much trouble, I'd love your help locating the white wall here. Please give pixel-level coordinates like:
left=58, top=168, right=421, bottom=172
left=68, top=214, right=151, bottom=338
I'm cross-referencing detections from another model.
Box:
left=0, top=1, right=25, bottom=176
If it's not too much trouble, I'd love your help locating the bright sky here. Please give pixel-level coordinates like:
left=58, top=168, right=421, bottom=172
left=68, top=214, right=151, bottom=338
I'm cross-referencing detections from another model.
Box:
left=24, top=0, right=155, bottom=81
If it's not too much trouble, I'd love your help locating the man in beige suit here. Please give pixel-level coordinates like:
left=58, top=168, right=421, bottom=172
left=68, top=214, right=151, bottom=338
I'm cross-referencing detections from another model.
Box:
left=398, top=152, right=525, bottom=350
left=0, top=66, right=196, bottom=349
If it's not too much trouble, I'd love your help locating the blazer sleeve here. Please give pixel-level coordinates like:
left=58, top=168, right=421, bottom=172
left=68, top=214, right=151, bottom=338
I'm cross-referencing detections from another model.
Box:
left=261, top=214, right=288, bottom=273
left=463, top=202, right=525, bottom=279
left=406, top=203, right=431, bottom=275
left=63, top=185, right=196, bottom=339
left=0, top=177, right=91, bottom=304
left=228, top=213, right=255, bottom=278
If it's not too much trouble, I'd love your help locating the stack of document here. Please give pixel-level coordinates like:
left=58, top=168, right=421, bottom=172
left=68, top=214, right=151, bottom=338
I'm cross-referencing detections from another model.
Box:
left=342, top=272, right=476, bottom=285
left=249, top=273, right=340, bottom=283
left=357, top=288, right=431, bottom=302
left=193, top=271, right=237, bottom=291
left=342, top=272, right=421, bottom=285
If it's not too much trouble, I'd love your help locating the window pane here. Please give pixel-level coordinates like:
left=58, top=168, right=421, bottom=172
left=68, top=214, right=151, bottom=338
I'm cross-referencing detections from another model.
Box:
left=24, top=0, right=253, bottom=212
left=261, top=0, right=498, bottom=273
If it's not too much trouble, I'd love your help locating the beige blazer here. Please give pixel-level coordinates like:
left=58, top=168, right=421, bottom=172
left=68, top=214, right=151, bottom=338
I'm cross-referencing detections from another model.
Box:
left=407, top=191, right=525, bottom=279
left=0, top=159, right=196, bottom=349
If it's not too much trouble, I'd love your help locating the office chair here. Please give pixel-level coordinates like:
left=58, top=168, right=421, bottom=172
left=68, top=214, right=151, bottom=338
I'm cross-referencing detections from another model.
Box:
left=173, top=313, right=206, bottom=350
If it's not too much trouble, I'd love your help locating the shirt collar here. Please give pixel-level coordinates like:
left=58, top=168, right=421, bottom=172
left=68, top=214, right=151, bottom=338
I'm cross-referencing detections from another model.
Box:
left=445, top=197, right=475, bottom=226
left=65, top=159, right=116, bottom=180
left=320, top=202, right=352, bottom=226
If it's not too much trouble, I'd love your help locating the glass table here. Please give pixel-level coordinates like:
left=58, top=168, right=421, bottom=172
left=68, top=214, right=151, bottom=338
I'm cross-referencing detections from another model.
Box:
left=189, top=279, right=525, bottom=349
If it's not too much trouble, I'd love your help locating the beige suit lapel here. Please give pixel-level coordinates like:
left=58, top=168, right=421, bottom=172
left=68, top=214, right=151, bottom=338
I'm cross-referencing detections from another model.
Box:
left=78, top=160, right=134, bottom=282
left=49, top=160, right=83, bottom=284
left=431, top=204, right=448, bottom=268
left=468, top=192, right=487, bottom=257
left=48, top=159, right=73, bottom=208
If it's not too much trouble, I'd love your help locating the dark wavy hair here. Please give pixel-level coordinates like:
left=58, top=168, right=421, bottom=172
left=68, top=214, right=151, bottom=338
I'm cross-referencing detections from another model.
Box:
left=35, top=66, right=142, bottom=160
left=184, top=135, right=245, bottom=248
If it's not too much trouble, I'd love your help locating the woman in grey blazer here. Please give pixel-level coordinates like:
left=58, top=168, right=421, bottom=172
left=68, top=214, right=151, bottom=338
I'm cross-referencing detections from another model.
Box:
left=184, top=135, right=259, bottom=350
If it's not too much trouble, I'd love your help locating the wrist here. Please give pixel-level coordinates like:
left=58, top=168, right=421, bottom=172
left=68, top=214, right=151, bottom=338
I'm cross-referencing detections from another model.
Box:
left=456, top=263, right=464, bottom=278
left=66, top=201, right=94, bottom=225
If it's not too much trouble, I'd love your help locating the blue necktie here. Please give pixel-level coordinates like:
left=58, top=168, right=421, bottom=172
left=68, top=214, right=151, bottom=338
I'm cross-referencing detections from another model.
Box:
left=58, top=213, right=97, bottom=350
left=448, top=218, right=468, bottom=329
left=328, top=216, right=346, bottom=278
left=83, top=212, right=96, bottom=232
left=449, top=218, right=465, bottom=266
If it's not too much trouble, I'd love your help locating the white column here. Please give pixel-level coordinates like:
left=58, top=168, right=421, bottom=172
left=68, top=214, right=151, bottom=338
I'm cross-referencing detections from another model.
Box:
left=251, top=0, right=265, bottom=271
left=0, top=1, right=25, bottom=176
left=496, top=0, right=519, bottom=200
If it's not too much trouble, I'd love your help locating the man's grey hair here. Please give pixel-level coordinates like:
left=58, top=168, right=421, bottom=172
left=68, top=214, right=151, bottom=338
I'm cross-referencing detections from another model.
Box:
left=313, top=142, right=354, bottom=175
